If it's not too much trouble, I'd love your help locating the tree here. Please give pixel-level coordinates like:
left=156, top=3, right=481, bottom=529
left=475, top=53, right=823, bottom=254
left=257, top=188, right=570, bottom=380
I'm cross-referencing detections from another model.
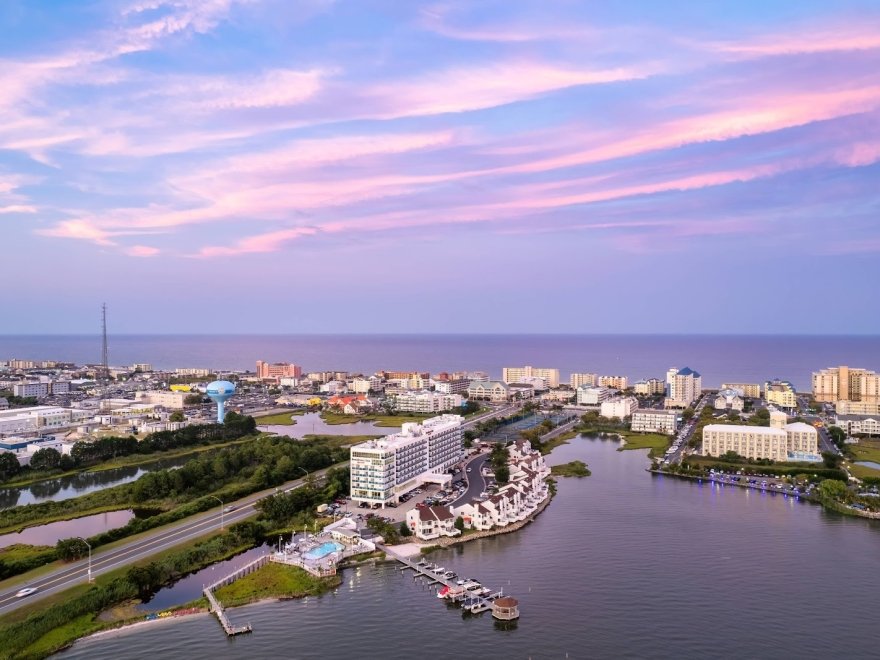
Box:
left=0, top=452, right=22, bottom=481
left=56, top=537, right=88, bottom=561
left=29, top=447, right=62, bottom=471
left=822, top=452, right=842, bottom=469
left=399, top=521, right=412, bottom=537
left=818, top=479, right=848, bottom=501
left=454, top=516, right=465, bottom=532
left=827, top=426, right=846, bottom=449
left=184, top=393, right=203, bottom=405
left=169, top=410, right=185, bottom=423
left=495, top=464, right=510, bottom=485
left=682, top=407, right=695, bottom=422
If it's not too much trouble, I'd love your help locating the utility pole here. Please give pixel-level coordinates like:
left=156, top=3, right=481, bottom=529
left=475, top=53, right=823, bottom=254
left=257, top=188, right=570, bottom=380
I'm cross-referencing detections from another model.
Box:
left=100, top=303, right=109, bottom=413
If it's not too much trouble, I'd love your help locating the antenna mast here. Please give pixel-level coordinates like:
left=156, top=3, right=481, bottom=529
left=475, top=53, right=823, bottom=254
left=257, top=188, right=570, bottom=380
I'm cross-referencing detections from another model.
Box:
left=101, top=303, right=109, bottom=410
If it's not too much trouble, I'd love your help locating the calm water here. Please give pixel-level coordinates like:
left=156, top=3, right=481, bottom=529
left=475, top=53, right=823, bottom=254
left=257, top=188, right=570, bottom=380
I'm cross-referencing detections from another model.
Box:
left=3, top=334, right=880, bottom=389
left=259, top=412, right=395, bottom=438
left=0, top=453, right=207, bottom=510
left=0, top=510, right=134, bottom=549
left=59, top=438, right=880, bottom=659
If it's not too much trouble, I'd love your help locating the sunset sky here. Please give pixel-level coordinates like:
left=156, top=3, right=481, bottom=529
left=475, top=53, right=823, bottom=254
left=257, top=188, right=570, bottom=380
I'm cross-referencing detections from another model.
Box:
left=2, top=0, right=879, bottom=334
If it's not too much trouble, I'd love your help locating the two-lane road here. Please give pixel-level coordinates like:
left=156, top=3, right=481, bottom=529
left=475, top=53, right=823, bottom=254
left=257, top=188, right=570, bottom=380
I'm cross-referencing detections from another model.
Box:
left=0, top=464, right=343, bottom=617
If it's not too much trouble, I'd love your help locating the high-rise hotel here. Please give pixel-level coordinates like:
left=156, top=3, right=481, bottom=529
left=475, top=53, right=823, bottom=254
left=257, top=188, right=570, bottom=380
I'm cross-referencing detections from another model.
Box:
left=350, top=415, right=463, bottom=507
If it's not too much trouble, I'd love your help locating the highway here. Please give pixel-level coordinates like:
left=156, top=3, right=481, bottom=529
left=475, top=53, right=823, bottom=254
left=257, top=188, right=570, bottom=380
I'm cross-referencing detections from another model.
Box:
left=0, top=466, right=340, bottom=617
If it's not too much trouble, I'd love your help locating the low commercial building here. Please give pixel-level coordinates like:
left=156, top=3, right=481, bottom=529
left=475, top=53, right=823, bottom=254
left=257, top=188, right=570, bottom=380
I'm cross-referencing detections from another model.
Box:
left=134, top=390, right=189, bottom=409
left=721, top=383, right=761, bottom=399
left=600, top=396, right=638, bottom=420
left=0, top=406, right=93, bottom=436
left=835, top=415, right=880, bottom=437
left=576, top=385, right=612, bottom=405
left=541, top=389, right=576, bottom=403
left=175, top=368, right=212, bottom=377
left=631, top=409, right=678, bottom=435
left=13, top=380, right=70, bottom=398
left=349, top=415, right=463, bottom=507
left=702, top=410, right=819, bottom=461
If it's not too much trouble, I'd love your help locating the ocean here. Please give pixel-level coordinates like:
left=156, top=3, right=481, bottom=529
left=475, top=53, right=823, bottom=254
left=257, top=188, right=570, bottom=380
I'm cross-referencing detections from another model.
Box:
left=1, top=334, right=877, bottom=391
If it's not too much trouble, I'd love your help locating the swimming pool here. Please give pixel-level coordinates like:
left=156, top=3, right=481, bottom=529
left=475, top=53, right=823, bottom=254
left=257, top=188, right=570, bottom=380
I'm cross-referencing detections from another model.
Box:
left=303, top=541, right=343, bottom=560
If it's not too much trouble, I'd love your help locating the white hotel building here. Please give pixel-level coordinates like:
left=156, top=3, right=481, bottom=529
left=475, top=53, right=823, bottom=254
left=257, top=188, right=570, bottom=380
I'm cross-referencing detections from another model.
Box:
left=391, top=390, right=462, bottom=414
left=702, top=410, right=820, bottom=462
left=350, top=415, right=463, bottom=507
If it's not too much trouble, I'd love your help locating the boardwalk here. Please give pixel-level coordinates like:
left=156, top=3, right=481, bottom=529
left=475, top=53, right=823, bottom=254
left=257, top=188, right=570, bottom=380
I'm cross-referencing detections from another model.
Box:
left=202, top=555, right=269, bottom=636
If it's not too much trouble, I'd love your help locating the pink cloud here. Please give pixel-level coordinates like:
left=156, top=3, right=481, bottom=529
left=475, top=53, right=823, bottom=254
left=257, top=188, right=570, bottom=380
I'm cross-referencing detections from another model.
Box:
left=195, top=226, right=317, bottom=257
left=715, top=27, right=880, bottom=57
left=125, top=245, right=160, bottom=257
left=0, top=205, right=37, bottom=214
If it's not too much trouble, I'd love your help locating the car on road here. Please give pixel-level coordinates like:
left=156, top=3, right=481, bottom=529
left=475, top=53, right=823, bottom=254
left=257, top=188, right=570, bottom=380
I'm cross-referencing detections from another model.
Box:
left=223, top=505, right=237, bottom=513
left=15, top=587, right=39, bottom=598
left=466, top=467, right=472, bottom=473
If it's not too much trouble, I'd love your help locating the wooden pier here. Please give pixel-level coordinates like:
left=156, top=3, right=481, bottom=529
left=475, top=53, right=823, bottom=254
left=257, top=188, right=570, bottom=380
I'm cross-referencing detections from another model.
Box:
left=379, top=544, right=514, bottom=618
left=203, top=555, right=269, bottom=636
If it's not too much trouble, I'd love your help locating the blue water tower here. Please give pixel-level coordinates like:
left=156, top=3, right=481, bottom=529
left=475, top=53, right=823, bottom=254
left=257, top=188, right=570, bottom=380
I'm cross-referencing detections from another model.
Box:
left=206, top=380, right=236, bottom=423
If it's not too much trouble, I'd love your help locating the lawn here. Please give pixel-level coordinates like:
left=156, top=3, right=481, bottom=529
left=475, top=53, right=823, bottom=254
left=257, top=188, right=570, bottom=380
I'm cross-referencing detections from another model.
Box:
left=301, top=434, right=381, bottom=448
left=849, top=462, right=880, bottom=480
left=849, top=440, right=880, bottom=464
left=213, top=562, right=340, bottom=608
left=254, top=411, right=302, bottom=425
left=618, top=432, right=671, bottom=458
left=540, top=430, right=578, bottom=455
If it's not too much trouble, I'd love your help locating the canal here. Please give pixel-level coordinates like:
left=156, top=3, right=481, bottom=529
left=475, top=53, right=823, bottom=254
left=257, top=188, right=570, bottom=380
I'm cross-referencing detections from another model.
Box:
left=59, top=435, right=880, bottom=659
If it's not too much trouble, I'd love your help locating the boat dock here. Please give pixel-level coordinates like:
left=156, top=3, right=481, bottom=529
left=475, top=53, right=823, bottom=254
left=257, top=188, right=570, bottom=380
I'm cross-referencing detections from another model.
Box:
left=203, top=555, right=269, bottom=636
left=379, top=544, right=516, bottom=618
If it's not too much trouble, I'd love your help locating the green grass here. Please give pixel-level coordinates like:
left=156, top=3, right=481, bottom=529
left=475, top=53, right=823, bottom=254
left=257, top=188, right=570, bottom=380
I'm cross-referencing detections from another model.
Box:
left=540, top=430, right=578, bottom=455
left=849, top=462, right=880, bottom=479
left=19, top=612, right=104, bottom=658
left=213, top=562, right=340, bottom=608
left=616, top=432, right=671, bottom=458
left=319, top=411, right=427, bottom=427
left=300, top=434, right=380, bottom=448
left=550, top=461, right=591, bottom=478
left=849, top=440, right=880, bottom=464
left=254, top=411, right=304, bottom=425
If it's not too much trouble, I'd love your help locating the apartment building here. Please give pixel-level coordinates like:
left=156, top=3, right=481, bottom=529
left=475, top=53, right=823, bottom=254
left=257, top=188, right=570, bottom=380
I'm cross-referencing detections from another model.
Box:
left=13, top=380, right=70, bottom=398
left=721, top=383, right=762, bottom=398
left=434, top=379, right=469, bottom=395
left=634, top=378, right=666, bottom=396
left=256, top=360, right=303, bottom=382
left=175, top=368, right=212, bottom=377
left=665, top=367, right=702, bottom=409
left=405, top=505, right=460, bottom=541
left=467, top=381, right=511, bottom=402
left=570, top=373, right=599, bottom=388
left=836, top=401, right=880, bottom=415
left=502, top=366, right=560, bottom=388
left=600, top=396, right=638, bottom=419
left=764, top=379, right=797, bottom=409
left=598, top=375, right=628, bottom=391
left=714, top=388, right=744, bottom=411
left=349, top=415, right=463, bottom=506
left=577, top=385, right=613, bottom=405
left=392, top=391, right=462, bottom=413
left=813, top=366, right=880, bottom=404
left=131, top=363, right=153, bottom=372
left=631, top=409, right=678, bottom=435
left=835, top=415, right=880, bottom=437
left=702, top=410, right=819, bottom=461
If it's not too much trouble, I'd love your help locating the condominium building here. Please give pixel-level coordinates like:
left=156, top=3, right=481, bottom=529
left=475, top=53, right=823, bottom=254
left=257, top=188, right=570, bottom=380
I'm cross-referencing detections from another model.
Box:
left=392, top=391, right=462, bottom=414
left=714, top=388, right=744, bottom=411
left=665, top=367, right=702, bottom=409
left=812, top=366, right=880, bottom=404
left=349, top=415, right=463, bottom=506
left=631, top=409, right=678, bottom=435
left=576, top=385, right=613, bottom=405
left=721, top=383, right=762, bottom=399
left=702, top=410, right=819, bottom=461
left=570, top=373, right=599, bottom=389
left=131, top=363, right=154, bottom=372
left=502, top=366, right=560, bottom=388
left=467, top=381, right=510, bottom=402
left=835, top=415, right=880, bottom=437
left=598, top=375, right=629, bottom=391
left=256, top=361, right=302, bottom=382
left=13, top=380, right=70, bottom=398
left=836, top=401, right=880, bottom=416
left=600, top=396, right=638, bottom=419
left=634, top=378, right=666, bottom=396
left=764, top=379, right=797, bottom=409
left=434, top=379, right=469, bottom=395
left=175, top=368, right=212, bottom=377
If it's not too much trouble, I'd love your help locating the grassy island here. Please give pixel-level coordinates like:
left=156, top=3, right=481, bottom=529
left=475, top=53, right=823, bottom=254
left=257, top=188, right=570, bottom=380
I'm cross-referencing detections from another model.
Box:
left=550, top=461, right=591, bottom=478
left=213, top=563, right=340, bottom=608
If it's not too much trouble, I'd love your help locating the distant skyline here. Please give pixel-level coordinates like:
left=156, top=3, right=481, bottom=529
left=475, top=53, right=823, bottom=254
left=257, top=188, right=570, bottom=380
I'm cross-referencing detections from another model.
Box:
left=3, top=0, right=880, bottom=334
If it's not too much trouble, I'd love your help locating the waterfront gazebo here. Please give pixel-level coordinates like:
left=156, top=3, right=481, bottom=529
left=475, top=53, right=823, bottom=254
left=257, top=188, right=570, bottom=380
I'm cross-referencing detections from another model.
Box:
left=491, top=596, right=520, bottom=621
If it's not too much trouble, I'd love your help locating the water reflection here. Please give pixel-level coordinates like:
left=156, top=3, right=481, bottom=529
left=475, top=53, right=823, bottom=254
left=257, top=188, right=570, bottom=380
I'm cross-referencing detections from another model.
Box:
left=259, top=412, right=397, bottom=437
left=0, top=509, right=135, bottom=549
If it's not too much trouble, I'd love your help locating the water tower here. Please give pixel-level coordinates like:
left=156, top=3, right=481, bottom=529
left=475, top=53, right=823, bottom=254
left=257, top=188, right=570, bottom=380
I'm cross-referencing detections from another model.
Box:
left=206, top=380, right=236, bottom=423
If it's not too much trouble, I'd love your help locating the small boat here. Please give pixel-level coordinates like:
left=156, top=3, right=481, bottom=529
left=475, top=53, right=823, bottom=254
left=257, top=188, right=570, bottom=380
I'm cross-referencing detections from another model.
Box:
left=433, top=566, right=445, bottom=574
left=444, top=571, right=457, bottom=579
left=437, top=585, right=450, bottom=599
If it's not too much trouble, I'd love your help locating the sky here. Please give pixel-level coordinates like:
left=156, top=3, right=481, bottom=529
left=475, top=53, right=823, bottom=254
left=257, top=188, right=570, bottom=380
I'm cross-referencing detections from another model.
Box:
left=1, top=0, right=879, bottom=334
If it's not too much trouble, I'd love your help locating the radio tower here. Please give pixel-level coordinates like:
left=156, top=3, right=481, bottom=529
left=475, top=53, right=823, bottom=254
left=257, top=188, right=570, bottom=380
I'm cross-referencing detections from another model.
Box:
left=100, top=303, right=109, bottom=411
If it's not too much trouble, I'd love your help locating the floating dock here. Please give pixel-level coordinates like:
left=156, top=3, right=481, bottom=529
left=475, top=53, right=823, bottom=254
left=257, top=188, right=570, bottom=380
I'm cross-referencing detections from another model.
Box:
left=202, top=555, right=269, bottom=636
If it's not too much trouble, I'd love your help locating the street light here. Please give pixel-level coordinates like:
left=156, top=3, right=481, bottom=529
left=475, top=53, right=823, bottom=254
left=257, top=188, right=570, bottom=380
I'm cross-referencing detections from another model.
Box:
left=75, top=537, right=93, bottom=583
left=208, top=495, right=225, bottom=530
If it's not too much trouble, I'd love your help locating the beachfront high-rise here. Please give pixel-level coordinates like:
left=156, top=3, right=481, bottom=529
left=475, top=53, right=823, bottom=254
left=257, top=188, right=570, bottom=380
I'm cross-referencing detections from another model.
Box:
left=665, top=367, right=702, bottom=409
left=349, top=414, right=463, bottom=507
left=256, top=360, right=303, bottom=382
left=812, top=366, right=880, bottom=404
left=502, top=366, right=560, bottom=388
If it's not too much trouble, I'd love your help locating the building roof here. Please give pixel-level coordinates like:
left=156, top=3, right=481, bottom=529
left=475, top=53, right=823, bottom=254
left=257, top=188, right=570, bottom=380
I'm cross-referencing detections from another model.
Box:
left=837, top=414, right=880, bottom=421
left=494, top=597, right=518, bottom=607
left=676, top=367, right=700, bottom=377
left=785, top=422, right=818, bottom=432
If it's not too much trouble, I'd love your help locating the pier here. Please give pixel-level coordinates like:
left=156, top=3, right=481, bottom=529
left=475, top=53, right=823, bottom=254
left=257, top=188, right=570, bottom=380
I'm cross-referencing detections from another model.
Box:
left=202, top=555, right=269, bottom=636
left=379, top=544, right=515, bottom=618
